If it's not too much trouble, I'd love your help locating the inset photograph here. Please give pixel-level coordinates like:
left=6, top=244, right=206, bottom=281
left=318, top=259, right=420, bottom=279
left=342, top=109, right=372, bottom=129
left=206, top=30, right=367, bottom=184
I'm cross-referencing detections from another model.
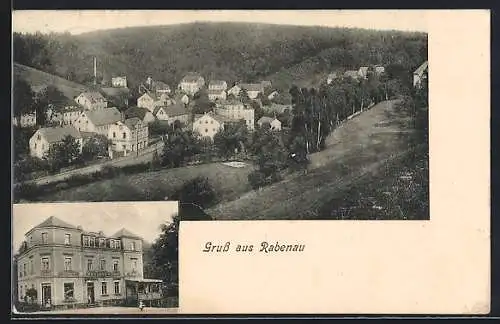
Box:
left=12, top=202, right=179, bottom=315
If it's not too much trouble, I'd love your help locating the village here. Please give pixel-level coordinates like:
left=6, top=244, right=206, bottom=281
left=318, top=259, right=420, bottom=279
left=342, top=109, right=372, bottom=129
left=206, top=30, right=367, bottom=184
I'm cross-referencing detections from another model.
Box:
left=13, top=58, right=428, bottom=185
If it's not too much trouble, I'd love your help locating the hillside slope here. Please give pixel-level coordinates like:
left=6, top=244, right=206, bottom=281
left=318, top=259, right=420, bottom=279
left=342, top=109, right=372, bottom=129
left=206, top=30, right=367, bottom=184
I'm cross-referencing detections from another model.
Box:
left=14, top=23, right=427, bottom=91
left=14, top=63, right=90, bottom=101
left=206, top=99, right=428, bottom=220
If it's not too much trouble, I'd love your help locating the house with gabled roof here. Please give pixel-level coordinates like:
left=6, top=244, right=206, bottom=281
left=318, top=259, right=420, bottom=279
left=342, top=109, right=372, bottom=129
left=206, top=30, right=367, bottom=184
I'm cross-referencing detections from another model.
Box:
left=208, top=80, right=228, bottom=92
left=16, top=215, right=163, bottom=309
left=108, top=117, right=149, bottom=158
left=192, top=112, right=231, bottom=140
left=153, top=102, right=189, bottom=125
left=124, top=107, right=155, bottom=124
left=208, top=89, right=227, bottom=102
left=358, top=66, right=370, bottom=79
left=74, top=107, right=123, bottom=136
left=257, top=116, right=282, bottom=131
left=343, top=70, right=360, bottom=80
left=29, top=126, right=83, bottom=159
left=413, top=61, right=429, bottom=88
left=75, top=91, right=108, bottom=111
left=178, top=73, right=205, bottom=95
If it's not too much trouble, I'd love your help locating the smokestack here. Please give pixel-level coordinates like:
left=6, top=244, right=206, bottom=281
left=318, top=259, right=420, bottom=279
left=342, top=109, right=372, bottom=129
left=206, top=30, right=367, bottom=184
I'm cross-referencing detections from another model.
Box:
left=93, top=57, right=97, bottom=85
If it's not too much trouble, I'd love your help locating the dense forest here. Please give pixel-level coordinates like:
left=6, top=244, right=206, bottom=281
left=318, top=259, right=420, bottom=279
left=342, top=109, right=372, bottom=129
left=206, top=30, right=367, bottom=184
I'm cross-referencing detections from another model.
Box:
left=13, top=22, right=427, bottom=92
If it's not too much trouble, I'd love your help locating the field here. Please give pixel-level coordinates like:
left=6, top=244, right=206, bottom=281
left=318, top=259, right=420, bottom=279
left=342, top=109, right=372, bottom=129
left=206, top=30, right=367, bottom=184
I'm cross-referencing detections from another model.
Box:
left=206, top=99, right=429, bottom=220
left=41, top=161, right=255, bottom=203
left=14, top=63, right=89, bottom=101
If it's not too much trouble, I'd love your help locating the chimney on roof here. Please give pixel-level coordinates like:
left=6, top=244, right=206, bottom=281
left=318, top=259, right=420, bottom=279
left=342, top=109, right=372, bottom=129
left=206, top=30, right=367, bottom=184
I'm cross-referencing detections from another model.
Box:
left=77, top=225, right=83, bottom=231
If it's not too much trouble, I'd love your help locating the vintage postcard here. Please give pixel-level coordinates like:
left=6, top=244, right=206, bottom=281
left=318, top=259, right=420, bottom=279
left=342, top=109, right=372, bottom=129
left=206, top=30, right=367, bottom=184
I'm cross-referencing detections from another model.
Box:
left=12, top=9, right=489, bottom=315
left=12, top=202, right=179, bottom=315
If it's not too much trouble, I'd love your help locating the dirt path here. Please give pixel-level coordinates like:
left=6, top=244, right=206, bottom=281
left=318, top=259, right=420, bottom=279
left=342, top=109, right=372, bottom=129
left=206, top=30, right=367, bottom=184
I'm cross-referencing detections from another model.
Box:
left=207, top=99, right=412, bottom=220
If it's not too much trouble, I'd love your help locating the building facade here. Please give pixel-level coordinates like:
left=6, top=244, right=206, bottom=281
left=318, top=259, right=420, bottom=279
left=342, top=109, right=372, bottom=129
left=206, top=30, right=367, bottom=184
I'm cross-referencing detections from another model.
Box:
left=16, top=216, right=162, bottom=310
left=29, top=126, right=83, bottom=159
left=215, top=100, right=255, bottom=131
left=75, top=92, right=108, bottom=111
left=111, top=76, right=128, bottom=88
left=179, top=73, right=205, bottom=95
left=107, top=118, right=149, bottom=159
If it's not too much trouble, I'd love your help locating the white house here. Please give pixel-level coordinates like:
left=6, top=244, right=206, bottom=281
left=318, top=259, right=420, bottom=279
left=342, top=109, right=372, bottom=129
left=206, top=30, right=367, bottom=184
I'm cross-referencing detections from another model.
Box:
left=267, top=91, right=279, bottom=100
left=61, top=106, right=83, bottom=126
left=413, top=61, right=429, bottom=88
left=208, top=89, right=227, bottom=102
left=74, top=91, right=108, bottom=111
left=111, top=76, right=128, bottom=88
left=327, top=72, right=339, bottom=84
left=74, top=107, right=123, bottom=136
left=239, top=83, right=264, bottom=99
left=208, top=80, right=228, bottom=91
left=344, top=70, right=360, bottom=80
left=257, top=116, right=282, bottom=131
left=358, top=66, right=369, bottom=79
left=29, top=126, right=83, bottom=159
left=192, top=112, right=229, bottom=140
left=137, top=92, right=169, bottom=113
left=153, top=103, right=189, bottom=125
left=374, top=66, right=385, bottom=75
left=179, top=73, right=205, bottom=95
left=13, top=112, right=37, bottom=128
left=215, top=99, right=255, bottom=131
left=108, top=117, right=149, bottom=158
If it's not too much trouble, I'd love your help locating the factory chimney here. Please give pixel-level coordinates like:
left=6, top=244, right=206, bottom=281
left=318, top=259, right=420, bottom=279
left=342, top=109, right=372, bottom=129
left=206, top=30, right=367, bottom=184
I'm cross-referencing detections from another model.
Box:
left=93, top=56, right=97, bottom=86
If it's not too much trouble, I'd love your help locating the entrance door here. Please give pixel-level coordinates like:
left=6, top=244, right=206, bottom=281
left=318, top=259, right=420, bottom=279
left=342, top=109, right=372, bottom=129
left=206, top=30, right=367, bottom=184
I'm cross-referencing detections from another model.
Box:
left=41, top=284, right=51, bottom=307
left=87, top=282, right=95, bottom=304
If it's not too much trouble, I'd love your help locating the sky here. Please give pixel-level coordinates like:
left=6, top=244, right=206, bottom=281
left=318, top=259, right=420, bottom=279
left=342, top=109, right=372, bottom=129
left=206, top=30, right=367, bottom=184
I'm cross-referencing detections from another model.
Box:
left=12, top=10, right=429, bottom=35
left=12, top=201, right=178, bottom=251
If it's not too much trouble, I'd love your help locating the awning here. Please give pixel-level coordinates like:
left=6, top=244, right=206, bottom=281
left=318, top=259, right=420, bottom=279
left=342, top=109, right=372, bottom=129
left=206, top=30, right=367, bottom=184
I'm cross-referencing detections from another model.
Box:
left=125, top=278, right=163, bottom=283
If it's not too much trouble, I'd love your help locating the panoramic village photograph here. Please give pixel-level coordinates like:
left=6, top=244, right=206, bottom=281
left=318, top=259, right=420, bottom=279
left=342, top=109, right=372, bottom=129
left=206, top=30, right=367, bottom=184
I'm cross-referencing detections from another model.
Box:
left=12, top=11, right=429, bottom=220
left=12, top=202, right=180, bottom=314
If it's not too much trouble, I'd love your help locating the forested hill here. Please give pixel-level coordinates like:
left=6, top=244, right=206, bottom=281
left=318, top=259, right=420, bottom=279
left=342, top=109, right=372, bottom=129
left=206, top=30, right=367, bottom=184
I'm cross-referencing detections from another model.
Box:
left=13, top=22, right=427, bottom=91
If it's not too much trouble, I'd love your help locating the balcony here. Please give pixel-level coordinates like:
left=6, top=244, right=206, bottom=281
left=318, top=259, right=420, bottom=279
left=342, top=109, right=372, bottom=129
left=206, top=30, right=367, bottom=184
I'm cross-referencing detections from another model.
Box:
left=57, top=270, right=80, bottom=278
left=111, top=270, right=122, bottom=278
left=124, top=270, right=141, bottom=278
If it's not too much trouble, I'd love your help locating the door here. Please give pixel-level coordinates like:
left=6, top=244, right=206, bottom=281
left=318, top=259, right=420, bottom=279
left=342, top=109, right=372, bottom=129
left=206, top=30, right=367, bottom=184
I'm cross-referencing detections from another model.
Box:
left=41, top=284, right=51, bottom=307
left=87, top=282, right=95, bottom=304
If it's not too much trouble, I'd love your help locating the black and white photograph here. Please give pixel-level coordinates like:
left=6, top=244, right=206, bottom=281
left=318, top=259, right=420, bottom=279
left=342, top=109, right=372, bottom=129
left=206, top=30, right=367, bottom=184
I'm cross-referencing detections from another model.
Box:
left=12, top=202, right=180, bottom=314
left=12, top=10, right=429, bottom=221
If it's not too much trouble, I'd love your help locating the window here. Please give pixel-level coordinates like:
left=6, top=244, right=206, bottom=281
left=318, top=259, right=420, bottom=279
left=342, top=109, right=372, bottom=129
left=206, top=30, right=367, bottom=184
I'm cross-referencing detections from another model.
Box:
left=114, top=281, right=120, bottom=294
left=99, top=238, right=105, bottom=248
left=113, top=132, right=116, bottom=138
left=213, top=128, right=215, bottom=132
left=64, top=234, right=71, bottom=245
left=131, top=144, right=134, bottom=151
left=210, top=120, right=213, bottom=124
left=131, top=259, right=137, bottom=271
left=19, top=286, right=23, bottom=298
left=64, top=257, right=72, bottom=271
left=205, top=128, right=208, bottom=133
left=130, top=242, right=136, bottom=251
left=34, top=143, right=37, bottom=149
left=30, top=260, right=34, bottom=274
left=37, top=135, right=41, bottom=140
left=90, top=237, right=95, bottom=247
left=83, top=236, right=89, bottom=247
left=64, top=283, right=74, bottom=300
left=41, top=232, right=48, bottom=244
left=100, top=259, right=106, bottom=271
left=122, top=145, right=126, bottom=150
left=23, top=263, right=27, bottom=276
left=87, top=259, right=93, bottom=271
left=113, top=260, right=119, bottom=271
left=122, top=132, right=126, bottom=139
left=101, top=282, right=107, bottom=295
left=205, top=120, right=208, bottom=124
left=41, top=257, right=50, bottom=271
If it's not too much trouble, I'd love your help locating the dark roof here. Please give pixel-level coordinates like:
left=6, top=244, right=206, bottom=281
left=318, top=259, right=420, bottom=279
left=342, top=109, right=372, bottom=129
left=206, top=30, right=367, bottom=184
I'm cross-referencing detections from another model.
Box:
left=239, top=83, right=263, bottom=92
left=112, top=228, right=143, bottom=240
left=31, top=216, right=77, bottom=232
left=85, top=107, right=122, bottom=126
left=38, top=126, right=82, bottom=143
left=181, top=73, right=204, bottom=83
left=79, top=91, right=106, bottom=103
left=258, top=116, right=274, bottom=124
left=100, top=87, right=130, bottom=98
left=163, top=103, right=188, bottom=117
left=209, top=80, right=226, bottom=87
left=414, top=61, right=429, bottom=76
left=125, top=107, right=151, bottom=120
left=124, top=117, right=142, bottom=129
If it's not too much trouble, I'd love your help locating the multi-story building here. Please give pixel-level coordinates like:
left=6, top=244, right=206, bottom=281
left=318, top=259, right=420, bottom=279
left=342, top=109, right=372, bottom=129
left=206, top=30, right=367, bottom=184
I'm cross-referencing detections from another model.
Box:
left=29, top=126, right=83, bottom=159
left=111, top=76, right=128, bottom=88
left=215, top=100, right=255, bottom=131
left=178, top=73, right=205, bottom=96
left=74, top=92, right=108, bottom=111
left=16, top=216, right=162, bottom=310
left=107, top=117, right=149, bottom=159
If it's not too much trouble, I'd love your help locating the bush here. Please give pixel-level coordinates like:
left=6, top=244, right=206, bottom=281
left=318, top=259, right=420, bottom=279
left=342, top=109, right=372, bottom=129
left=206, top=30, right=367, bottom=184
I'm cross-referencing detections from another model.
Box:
left=248, top=170, right=267, bottom=189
